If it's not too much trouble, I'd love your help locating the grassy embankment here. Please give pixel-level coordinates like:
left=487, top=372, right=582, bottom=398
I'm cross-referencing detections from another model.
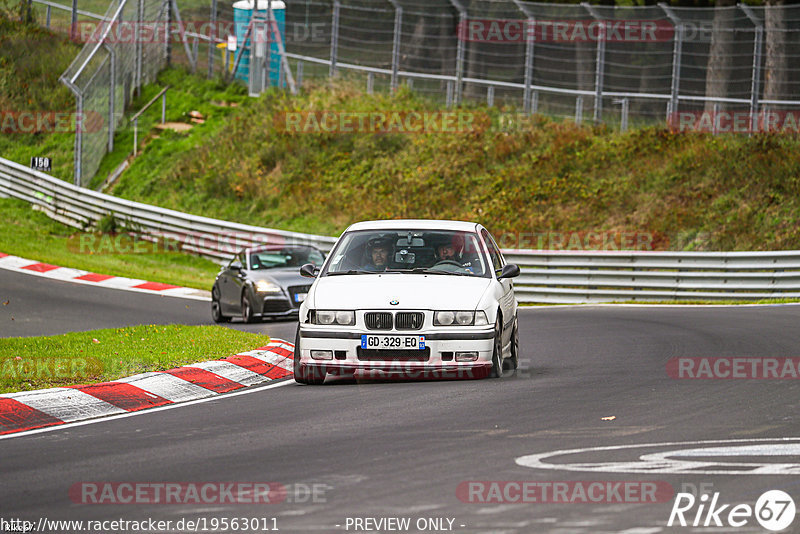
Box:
left=107, top=72, right=800, bottom=251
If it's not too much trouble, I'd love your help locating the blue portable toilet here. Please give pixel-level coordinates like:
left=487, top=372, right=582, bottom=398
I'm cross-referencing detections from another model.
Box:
left=232, top=0, right=286, bottom=85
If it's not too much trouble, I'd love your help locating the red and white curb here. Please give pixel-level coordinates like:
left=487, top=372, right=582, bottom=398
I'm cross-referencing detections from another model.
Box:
left=0, top=252, right=210, bottom=301
left=0, top=339, right=294, bottom=435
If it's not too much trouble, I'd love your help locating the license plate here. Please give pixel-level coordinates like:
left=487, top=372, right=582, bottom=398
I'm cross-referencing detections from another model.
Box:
left=361, top=335, right=425, bottom=350
left=294, top=293, right=307, bottom=303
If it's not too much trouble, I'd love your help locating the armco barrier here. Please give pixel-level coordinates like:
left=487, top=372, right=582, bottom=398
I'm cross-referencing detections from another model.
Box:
left=0, top=157, right=336, bottom=261
left=2, top=156, right=800, bottom=303
left=504, top=249, right=800, bottom=303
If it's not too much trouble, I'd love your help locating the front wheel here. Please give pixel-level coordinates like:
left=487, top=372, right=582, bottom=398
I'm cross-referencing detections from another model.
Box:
left=504, top=317, right=519, bottom=371
left=211, top=286, right=230, bottom=323
left=241, top=292, right=256, bottom=324
left=489, top=316, right=503, bottom=378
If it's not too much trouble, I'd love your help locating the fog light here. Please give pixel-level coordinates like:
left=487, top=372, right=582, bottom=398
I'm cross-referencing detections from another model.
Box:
left=455, top=351, right=478, bottom=362
left=311, top=350, right=333, bottom=360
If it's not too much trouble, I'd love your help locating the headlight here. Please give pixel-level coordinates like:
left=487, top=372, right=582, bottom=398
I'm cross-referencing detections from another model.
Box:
left=434, top=311, right=485, bottom=326
left=254, top=280, right=282, bottom=293
left=311, top=310, right=355, bottom=326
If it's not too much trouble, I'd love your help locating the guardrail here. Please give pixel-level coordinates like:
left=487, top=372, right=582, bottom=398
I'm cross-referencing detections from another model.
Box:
left=503, top=249, right=800, bottom=303
left=2, top=155, right=799, bottom=302
left=0, top=157, right=337, bottom=262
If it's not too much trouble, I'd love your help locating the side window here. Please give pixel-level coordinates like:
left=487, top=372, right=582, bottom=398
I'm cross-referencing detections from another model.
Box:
left=481, top=229, right=503, bottom=272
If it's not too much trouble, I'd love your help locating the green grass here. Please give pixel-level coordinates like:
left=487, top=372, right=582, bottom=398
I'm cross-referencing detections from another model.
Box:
left=0, top=325, right=272, bottom=393
left=0, top=198, right=220, bottom=290
left=0, top=9, right=81, bottom=181
left=104, top=74, right=800, bottom=250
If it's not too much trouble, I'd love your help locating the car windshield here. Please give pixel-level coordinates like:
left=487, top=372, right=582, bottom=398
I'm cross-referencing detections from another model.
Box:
left=249, top=246, right=324, bottom=270
left=323, top=230, right=489, bottom=277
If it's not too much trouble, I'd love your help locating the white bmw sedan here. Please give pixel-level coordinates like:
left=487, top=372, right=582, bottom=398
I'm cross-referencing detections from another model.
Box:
left=294, top=220, right=520, bottom=385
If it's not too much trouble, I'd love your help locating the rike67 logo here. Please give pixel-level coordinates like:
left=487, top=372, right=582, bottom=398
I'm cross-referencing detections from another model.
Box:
left=668, top=490, right=796, bottom=531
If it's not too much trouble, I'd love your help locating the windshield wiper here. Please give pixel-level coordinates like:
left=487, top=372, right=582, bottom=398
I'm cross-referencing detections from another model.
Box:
left=400, top=268, right=473, bottom=276
left=325, top=269, right=377, bottom=276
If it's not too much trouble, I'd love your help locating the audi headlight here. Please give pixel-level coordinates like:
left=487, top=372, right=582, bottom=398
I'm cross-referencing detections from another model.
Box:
left=255, top=280, right=282, bottom=293
left=311, top=310, right=355, bottom=326
left=434, top=311, right=486, bottom=326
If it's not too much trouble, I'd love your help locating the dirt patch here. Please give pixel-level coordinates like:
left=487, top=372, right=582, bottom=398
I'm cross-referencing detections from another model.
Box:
left=154, top=122, right=193, bottom=132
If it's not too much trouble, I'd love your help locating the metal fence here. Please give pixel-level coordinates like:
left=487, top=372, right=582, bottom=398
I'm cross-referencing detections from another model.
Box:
left=3, top=155, right=800, bottom=303
left=54, top=0, right=185, bottom=187
left=281, top=1, right=800, bottom=124
left=30, top=0, right=800, bottom=186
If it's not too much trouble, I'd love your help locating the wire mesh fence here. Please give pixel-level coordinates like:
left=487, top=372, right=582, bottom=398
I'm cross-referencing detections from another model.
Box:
left=30, top=0, right=800, bottom=186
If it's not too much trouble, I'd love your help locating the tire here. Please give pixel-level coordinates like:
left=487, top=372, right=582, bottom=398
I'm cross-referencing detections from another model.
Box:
left=241, top=292, right=256, bottom=324
left=293, top=326, right=325, bottom=385
left=489, top=316, right=503, bottom=378
left=503, top=317, right=519, bottom=371
left=211, top=286, right=230, bottom=323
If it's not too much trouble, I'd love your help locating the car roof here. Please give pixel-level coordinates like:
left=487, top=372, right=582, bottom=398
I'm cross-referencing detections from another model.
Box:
left=246, top=243, right=320, bottom=253
left=344, top=219, right=481, bottom=233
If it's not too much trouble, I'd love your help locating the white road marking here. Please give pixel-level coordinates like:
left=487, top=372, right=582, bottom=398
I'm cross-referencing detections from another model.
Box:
left=516, top=438, right=800, bottom=475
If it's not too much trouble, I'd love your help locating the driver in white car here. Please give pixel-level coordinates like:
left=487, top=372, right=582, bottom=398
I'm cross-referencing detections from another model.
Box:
left=362, top=238, right=392, bottom=272
left=435, top=234, right=478, bottom=272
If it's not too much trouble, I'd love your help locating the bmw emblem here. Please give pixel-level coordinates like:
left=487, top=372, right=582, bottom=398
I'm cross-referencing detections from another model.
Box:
left=390, top=299, right=399, bottom=306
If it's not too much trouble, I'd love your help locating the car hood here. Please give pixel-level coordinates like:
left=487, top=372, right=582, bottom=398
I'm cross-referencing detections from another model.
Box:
left=247, top=268, right=311, bottom=287
left=311, top=274, right=491, bottom=310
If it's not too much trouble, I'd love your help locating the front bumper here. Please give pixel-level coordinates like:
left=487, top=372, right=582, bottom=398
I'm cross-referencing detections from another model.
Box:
left=298, top=327, right=495, bottom=378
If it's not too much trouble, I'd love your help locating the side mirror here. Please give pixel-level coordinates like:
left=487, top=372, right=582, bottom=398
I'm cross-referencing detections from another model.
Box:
left=300, top=263, right=319, bottom=278
left=497, top=263, right=520, bottom=280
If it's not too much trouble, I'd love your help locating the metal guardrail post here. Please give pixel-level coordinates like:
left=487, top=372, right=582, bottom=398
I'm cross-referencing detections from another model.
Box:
left=105, top=43, right=115, bottom=152
left=387, top=0, right=402, bottom=93
left=445, top=80, right=453, bottom=108
left=207, top=0, right=217, bottom=78
left=512, top=0, right=535, bottom=114
left=296, top=60, right=303, bottom=88
left=614, top=97, right=629, bottom=132
left=531, top=90, right=538, bottom=114
left=740, top=4, right=763, bottom=134
left=575, top=96, right=583, bottom=125
left=46, top=5, right=51, bottom=28
left=73, top=93, right=83, bottom=185
left=135, top=0, right=144, bottom=96
left=367, top=72, right=374, bottom=94
left=70, top=0, right=77, bottom=40
left=487, top=85, right=494, bottom=107
left=582, top=3, right=606, bottom=123
left=660, top=3, right=683, bottom=123
left=329, top=0, right=340, bottom=77
left=712, top=102, right=721, bottom=134
left=448, top=0, right=467, bottom=106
